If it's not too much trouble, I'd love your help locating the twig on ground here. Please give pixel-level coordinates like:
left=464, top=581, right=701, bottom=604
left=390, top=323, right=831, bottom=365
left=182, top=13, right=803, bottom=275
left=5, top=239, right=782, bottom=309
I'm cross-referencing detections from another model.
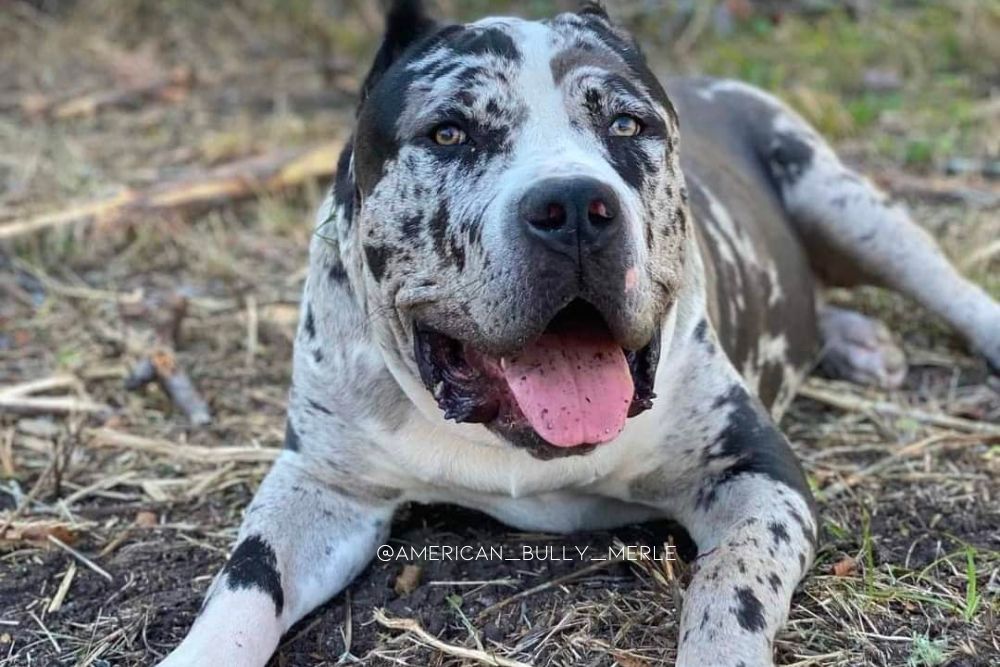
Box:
left=0, top=460, right=56, bottom=536
left=374, top=609, right=532, bottom=667
left=0, top=140, right=343, bottom=240
left=798, top=382, right=1000, bottom=435
left=85, top=427, right=278, bottom=463
left=0, top=395, right=110, bottom=415
left=0, top=375, right=81, bottom=399
left=47, top=562, right=77, bottom=613
left=28, top=610, right=60, bottom=653
left=20, top=66, right=194, bottom=120
left=475, top=555, right=625, bottom=622
left=818, top=432, right=996, bottom=500
left=47, top=534, right=113, bottom=583
left=124, top=349, right=211, bottom=426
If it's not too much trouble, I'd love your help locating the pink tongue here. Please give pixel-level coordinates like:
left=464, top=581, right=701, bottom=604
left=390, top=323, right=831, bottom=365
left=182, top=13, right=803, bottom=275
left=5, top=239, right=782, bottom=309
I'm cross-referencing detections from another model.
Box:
left=501, top=332, right=634, bottom=448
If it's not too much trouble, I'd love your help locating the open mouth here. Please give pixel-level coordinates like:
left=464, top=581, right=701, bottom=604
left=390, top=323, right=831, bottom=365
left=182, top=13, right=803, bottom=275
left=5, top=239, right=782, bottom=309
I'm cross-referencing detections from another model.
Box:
left=414, top=299, right=660, bottom=452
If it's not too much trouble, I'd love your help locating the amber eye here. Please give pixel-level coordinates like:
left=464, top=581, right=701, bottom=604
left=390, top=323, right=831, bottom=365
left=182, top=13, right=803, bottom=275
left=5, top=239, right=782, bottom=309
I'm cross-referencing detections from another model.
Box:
left=609, top=115, right=642, bottom=137
left=432, top=124, right=468, bottom=146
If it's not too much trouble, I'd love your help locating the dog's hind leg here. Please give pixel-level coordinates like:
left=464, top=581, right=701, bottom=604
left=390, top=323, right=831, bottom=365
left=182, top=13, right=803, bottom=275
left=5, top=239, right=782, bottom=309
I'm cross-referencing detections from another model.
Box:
left=753, top=90, right=1000, bottom=374
left=156, top=450, right=396, bottom=667
left=689, top=79, right=1000, bottom=373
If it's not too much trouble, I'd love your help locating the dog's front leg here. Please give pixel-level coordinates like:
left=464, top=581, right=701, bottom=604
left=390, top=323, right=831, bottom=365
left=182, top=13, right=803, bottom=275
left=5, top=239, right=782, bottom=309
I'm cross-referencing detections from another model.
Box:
left=662, top=381, right=817, bottom=667
left=674, top=470, right=816, bottom=667
left=158, top=451, right=396, bottom=667
left=630, top=331, right=818, bottom=666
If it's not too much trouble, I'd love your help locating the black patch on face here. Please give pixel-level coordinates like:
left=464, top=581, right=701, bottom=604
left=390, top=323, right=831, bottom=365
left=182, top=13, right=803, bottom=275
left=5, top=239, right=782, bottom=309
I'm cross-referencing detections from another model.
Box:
left=767, top=572, right=782, bottom=594
left=355, top=21, right=525, bottom=198
left=768, top=132, right=814, bottom=185
left=360, top=0, right=439, bottom=103
left=304, top=304, right=316, bottom=339
left=449, top=234, right=466, bottom=272
left=355, top=24, right=463, bottom=195
left=702, top=385, right=815, bottom=516
left=224, top=535, right=284, bottom=616
left=328, top=260, right=348, bottom=283
left=333, top=142, right=356, bottom=224
left=428, top=201, right=451, bottom=263
left=579, top=76, right=663, bottom=193
left=364, top=243, right=391, bottom=282
left=449, top=26, right=522, bottom=62
left=607, top=137, right=655, bottom=193
left=283, top=422, right=300, bottom=452
left=551, top=44, right=626, bottom=85
left=573, top=15, right=678, bottom=126
left=402, top=214, right=423, bottom=240
left=732, top=586, right=766, bottom=633
left=307, top=399, right=333, bottom=416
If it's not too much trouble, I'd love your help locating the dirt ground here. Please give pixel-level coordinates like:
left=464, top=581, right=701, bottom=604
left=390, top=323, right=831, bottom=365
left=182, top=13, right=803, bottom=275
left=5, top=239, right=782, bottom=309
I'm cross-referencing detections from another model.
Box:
left=1, top=2, right=998, bottom=666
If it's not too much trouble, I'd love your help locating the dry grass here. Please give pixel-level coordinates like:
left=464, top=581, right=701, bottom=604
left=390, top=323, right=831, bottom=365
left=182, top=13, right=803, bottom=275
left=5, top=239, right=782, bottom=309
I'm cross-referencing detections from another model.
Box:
left=1, top=2, right=999, bottom=666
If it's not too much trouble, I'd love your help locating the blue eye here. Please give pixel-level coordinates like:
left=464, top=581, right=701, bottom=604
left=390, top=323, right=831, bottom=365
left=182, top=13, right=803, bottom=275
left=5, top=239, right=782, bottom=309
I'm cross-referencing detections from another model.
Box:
left=609, top=115, right=642, bottom=137
left=432, top=124, right=468, bottom=146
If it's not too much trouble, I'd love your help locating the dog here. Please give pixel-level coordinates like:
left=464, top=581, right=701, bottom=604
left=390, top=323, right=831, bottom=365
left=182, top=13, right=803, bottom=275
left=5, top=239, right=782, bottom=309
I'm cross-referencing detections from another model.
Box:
left=159, top=2, right=1000, bottom=665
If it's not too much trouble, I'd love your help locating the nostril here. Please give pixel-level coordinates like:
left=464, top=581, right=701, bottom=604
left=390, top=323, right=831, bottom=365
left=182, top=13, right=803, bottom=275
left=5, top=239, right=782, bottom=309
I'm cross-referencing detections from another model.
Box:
left=587, top=198, right=615, bottom=226
left=529, top=202, right=566, bottom=230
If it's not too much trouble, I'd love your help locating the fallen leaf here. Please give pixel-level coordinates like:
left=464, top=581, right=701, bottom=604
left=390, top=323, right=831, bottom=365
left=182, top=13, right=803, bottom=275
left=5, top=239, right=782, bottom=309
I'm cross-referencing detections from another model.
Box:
left=612, top=652, right=650, bottom=667
left=135, top=510, right=158, bottom=528
left=831, top=555, right=858, bottom=577
left=0, top=521, right=78, bottom=549
left=393, top=564, right=422, bottom=596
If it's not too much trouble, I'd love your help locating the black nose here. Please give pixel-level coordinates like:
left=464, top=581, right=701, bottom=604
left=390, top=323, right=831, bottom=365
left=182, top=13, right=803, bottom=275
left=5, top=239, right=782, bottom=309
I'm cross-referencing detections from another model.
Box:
left=518, top=177, right=621, bottom=256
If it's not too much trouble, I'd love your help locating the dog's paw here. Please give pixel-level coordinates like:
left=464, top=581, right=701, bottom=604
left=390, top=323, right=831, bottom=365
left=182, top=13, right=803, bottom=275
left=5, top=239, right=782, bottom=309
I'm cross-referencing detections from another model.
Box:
left=818, top=307, right=906, bottom=389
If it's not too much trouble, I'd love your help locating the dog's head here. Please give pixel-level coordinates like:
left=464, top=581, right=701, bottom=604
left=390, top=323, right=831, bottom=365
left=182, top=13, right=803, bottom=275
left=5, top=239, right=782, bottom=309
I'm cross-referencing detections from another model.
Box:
left=335, top=0, right=688, bottom=456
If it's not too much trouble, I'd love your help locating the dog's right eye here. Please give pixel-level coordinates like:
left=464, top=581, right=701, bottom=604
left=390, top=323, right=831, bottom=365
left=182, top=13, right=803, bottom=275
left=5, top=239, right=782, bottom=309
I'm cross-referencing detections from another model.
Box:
left=431, top=124, right=468, bottom=146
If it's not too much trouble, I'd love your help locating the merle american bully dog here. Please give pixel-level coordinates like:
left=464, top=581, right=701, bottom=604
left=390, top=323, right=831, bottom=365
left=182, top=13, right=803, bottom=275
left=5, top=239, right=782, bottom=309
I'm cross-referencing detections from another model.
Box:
left=159, top=2, right=1000, bottom=665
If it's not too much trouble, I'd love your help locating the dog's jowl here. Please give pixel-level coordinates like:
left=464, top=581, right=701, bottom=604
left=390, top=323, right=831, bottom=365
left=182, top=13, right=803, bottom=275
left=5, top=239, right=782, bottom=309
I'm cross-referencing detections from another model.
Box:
left=159, top=2, right=1000, bottom=666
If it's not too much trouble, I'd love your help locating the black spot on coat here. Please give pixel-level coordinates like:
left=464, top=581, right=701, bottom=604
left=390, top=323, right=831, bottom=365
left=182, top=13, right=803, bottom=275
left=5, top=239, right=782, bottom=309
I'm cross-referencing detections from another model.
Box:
left=733, top=586, right=766, bottom=633
left=364, top=244, right=390, bottom=282
left=768, top=520, right=790, bottom=547
left=224, top=535, right=284, bottom=615
left=701, top=385, right=815, bottom=516
left=693, top=318, right=708, bottom=342
left=303, top=304, right=316, bottom=339
left=328, top=260, right=348, bottom=283
left=283, top=422, right=301, bottom=452
left=768, top=132, right=814, bottom=185
left=307, top=399, right=333, bottom=416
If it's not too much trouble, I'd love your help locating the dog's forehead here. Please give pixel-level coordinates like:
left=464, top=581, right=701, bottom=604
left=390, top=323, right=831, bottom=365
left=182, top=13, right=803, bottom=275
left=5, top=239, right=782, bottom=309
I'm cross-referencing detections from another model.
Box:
left=403, top=13, right=637, bottom=97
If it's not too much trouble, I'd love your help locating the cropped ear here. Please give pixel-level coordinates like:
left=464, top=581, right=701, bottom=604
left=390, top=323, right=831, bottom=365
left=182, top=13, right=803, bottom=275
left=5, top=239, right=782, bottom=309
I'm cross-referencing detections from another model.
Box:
left=577, top=1, right=611, bottom=22
left=361, top=0, right=438, bottom=103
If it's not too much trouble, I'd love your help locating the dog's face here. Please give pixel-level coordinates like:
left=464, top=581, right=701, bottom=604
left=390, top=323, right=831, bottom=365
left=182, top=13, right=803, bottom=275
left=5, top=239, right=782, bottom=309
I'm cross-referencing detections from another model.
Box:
left=336, top=1, right=688, bottom=455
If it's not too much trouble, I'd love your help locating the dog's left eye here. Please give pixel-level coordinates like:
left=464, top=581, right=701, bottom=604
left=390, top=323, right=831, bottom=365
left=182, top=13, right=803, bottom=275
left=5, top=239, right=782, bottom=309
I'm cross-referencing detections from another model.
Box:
left=608, top=115, right=642, bottom=137
left=432, top=124, right=468, bottom=146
